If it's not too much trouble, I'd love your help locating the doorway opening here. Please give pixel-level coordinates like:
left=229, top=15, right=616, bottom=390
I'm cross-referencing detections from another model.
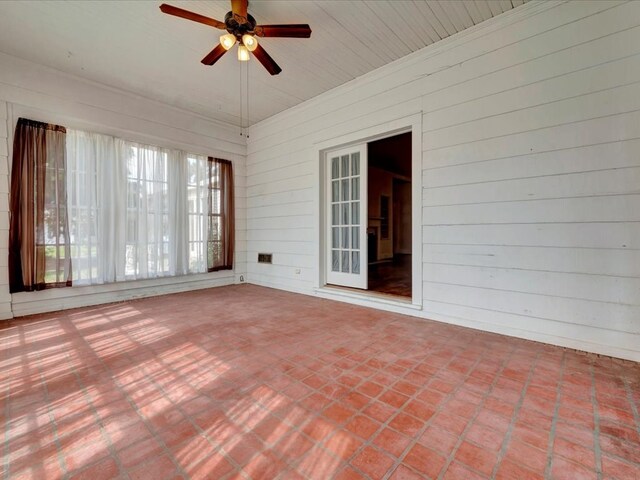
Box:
left=367, top=132, right=412, bottom=298
left=323, top=131, right=412, bottom=300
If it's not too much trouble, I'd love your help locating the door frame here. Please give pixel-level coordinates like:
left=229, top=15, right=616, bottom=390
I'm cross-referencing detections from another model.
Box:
left=314, top=112, right=423, bottom=308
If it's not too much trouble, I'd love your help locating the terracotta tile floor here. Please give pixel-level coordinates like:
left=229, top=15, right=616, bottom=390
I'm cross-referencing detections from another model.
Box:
left=2, top=285, right=639, bottom=480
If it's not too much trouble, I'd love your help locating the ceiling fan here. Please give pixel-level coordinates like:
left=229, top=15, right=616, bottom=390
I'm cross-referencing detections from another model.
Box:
left=159, top=0, right=311, bottom=75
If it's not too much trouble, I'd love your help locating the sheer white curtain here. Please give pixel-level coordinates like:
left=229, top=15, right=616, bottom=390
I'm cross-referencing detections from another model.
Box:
left=121, top=141, right=168, bottom=279
left=169, top=151, right=189, bottom=276
left=66, top=130, right=205, bottom=284
left=187, top=155, right=209, bottom=274
left=66, top=130, right=122, bottom=285
left=103, top=139, right=127, bottom=282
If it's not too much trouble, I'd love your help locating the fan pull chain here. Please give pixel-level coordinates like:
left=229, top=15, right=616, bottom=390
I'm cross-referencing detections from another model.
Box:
left=237, top=60, right=250, bottom=138
left=246, top=59, right=250, bottom=139
left=239, top=61, right=244, bottom=137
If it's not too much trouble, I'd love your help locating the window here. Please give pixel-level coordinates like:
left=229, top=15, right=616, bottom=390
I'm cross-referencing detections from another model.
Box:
left=187, top=155, right=208, bottom=273
left=124, top=144, right=171, bottom=278
left=9, top=118, right=72, bottom=293
left=63, top=128, right=233, bottom=285
left=66, top=130, right=101, bottom=284
left=43, top=142, right=72, bottom=285
left=207, top=158, right=234, bottom=272
left=208, top=160, right=222, bottom=269
left=11, top=120, right=234, bottom=290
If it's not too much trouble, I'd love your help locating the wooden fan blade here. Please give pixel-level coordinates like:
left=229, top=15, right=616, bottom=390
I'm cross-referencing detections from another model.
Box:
left=254, top=24, right=312, bottom=38
left=231, top=0, right=248, bottom=19
left=160, top=4, right=226, bottom=30
left=252, top=44, right=282, bottom=75
left=201, top=45, right=228, bottom=66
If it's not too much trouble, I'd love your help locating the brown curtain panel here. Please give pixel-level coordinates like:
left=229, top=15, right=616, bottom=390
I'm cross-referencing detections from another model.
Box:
left=207, top=157, right=234, bottom=272
left=9, top=118, right=72, bottom=293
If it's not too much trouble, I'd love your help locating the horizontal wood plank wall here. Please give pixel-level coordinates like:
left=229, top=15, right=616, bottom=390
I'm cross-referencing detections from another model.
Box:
left=0, top=102, right=10, bottom=319
left=246, top=1, right=640, bottom=361
left=0, top=53, right=247, bottom=317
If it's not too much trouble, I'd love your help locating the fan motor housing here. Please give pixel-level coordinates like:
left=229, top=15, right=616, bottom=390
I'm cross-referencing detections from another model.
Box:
left=225, top=11, right=256, bottom=36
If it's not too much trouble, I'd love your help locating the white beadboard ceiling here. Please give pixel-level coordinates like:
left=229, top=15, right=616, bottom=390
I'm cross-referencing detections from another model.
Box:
left=0, top=0, right=528, bottom=127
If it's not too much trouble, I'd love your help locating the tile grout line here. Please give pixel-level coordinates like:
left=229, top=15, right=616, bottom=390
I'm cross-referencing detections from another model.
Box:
left=70, top=320, right=194, bottom=479
left=373, top=343, right=489, bottom=480
left=434, top=346, right=518, bottom=480
left=133, top=362, right=247, bottom=480
left=169, top=330, right=365, bottom=479
left=62, top=349, right=131, bottom=480
left=2, top=334, right=13, bottom=479
left=267, top=334, right=429, bottom=480
left=236, top=343, right=387, bottom=479
left=590, top=363, right=603, bottom=480
left=544, top=351, right=566, bottom=478
left=380, top=346, right=501, bottom=480
left=234, top=357, right=336, bottom=479
left=32, top=341, right=69, bottom=479
left=145, top=345, right=259, bottom=480
left=623, top=377, right=640, bottom=438
left=4, top=291, right=640, bottom=480
left=152, top=324, right=326, bottom=476
left=208, top=316, right=536, bottom=476
left=267, top=332, right=467, bottom=480
left=489, top=351, right=542, bottom=479
left=364, top=334, right=500, bottom=479
left=132, top=343, right=259, bottom=479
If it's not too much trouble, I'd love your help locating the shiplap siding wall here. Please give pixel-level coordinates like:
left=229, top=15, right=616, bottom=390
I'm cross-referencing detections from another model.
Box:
left=0, top=53, right=247, bottom=317
left=246, top=1, right=640, bottom=361
left=0, top=102, right=10, bottom=318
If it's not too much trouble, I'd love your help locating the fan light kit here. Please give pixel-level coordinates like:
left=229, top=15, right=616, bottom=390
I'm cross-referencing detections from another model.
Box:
left=219, top=33, right=236, bottom=50
left=160, top=0, right=312, bottom=75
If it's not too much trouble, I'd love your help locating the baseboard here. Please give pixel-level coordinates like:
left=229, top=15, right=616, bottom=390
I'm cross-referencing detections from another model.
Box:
left=420, top=308, right=640, bottom=364
left=10, top=273, right=237, bottom=317
left=249, top=280, right=639, bottom=363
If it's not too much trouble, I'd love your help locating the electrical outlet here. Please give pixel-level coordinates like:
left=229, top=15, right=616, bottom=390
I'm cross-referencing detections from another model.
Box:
left=239, top=275, right=244, bottom=282
left=294, top=269, right=301, bottom=275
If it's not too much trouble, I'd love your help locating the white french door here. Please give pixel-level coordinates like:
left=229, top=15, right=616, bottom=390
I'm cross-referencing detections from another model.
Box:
left=325, top=144, right=368, bottom=289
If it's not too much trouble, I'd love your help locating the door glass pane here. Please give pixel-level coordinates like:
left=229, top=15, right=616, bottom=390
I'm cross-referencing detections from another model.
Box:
left=331, top=157, right=339, bottom=179
left=351, top=177, right=359, bottom=201
left=341, top=179, right=349, bottom=201
left=341, top=155, right=349, bottom=177
left=341, top=227, right=349, bottom=249
left=328, top=148, right=365, bottom=282
left=332, top=181, right=339, bottom=202
left=352, top=251, right=360, bottom=274
left=332, top=227, right=339, bottom=248
left=332, top=204, right=339, bottom=225
left=341, top=203, right=349, bottom=225
left=341, top=251, right=349, bottom=273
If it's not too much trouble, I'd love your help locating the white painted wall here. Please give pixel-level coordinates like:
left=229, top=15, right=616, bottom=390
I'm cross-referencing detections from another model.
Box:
left=0, top=102, right=11, bottom=319
left=246, top=1, right=640, bottom=362
left=0, top=53, right=247, bottom=317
